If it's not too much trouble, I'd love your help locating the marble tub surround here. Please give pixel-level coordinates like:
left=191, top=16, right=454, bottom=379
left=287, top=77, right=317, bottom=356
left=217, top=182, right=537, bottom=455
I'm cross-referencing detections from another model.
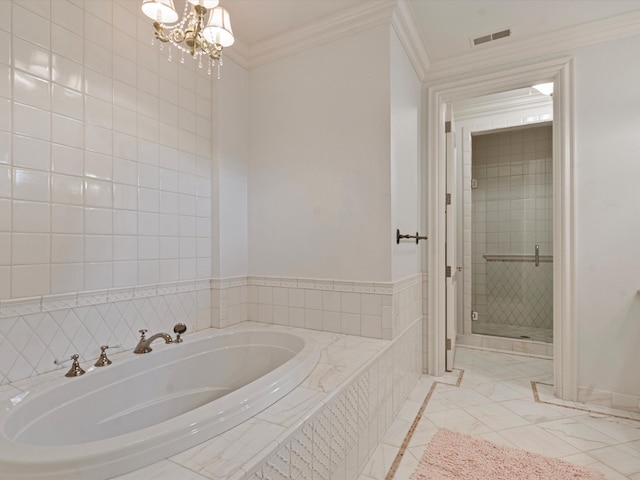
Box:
left=110, top=319, right=422, bottom=480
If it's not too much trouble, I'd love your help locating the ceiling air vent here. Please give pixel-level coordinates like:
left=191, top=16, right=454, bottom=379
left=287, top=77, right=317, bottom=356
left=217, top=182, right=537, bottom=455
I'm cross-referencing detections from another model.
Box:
left=472, top=28, right=511, bottom=47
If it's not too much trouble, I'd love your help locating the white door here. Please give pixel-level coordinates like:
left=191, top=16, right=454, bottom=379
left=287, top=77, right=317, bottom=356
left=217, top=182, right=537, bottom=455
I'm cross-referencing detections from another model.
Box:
left=445, top=104, right=458, bottom=371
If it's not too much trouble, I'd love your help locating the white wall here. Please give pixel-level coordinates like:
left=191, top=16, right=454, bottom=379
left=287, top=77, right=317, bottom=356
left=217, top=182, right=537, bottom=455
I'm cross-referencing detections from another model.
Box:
left=573, top=35, right=640, bottom=398
left=213, top=59, right=249, bottom=279
left=390, top=28, right=421, bottom=282
left=248, top=25, right=392, bottom=282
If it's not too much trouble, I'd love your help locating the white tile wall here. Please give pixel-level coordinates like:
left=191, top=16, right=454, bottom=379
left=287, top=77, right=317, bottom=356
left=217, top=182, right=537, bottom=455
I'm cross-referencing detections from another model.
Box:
left=0, top=0, right=213, bottom=300
left=210, top=275, right=422, bottom=342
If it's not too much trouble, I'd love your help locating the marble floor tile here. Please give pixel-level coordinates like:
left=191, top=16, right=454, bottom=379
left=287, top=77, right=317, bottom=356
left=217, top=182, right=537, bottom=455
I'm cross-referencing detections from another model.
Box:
left=560, top=452, right=630, bottom=480
left=588, top=442, right=640, bottom=477
left=437, top=387, right=494, bottom=408
left=381, top=346, right=640, bottom=480
left=538, top=417, right=620, bottom=451
left=490, top=423, right=581, bottom=458
left=424, top=408, right=493, bottom=435
left=112, top=460, right=210, bottom=480
left=574, top=414, right=640, bottom=443
left=500, top=397, right=578, bottom=423
left=464, top=402, right=530, bottom=431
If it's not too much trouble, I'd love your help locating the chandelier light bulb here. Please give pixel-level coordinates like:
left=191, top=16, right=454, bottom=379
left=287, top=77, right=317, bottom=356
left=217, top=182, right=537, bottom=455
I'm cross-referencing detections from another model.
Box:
left=187, top=0, right=220, bottom=7
left=141, top=0, right=179, bottom=23
left=203, top=6, right=234, bottom=47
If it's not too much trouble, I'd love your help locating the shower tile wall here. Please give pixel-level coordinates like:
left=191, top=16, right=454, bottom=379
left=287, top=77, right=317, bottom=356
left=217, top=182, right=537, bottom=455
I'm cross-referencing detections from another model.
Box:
left=471, top=125, right=552, bottom=331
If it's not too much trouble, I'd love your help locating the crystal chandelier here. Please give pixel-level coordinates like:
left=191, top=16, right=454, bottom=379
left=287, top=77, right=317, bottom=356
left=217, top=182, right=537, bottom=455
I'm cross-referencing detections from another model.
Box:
left=141, top=0, right=234, bottom=78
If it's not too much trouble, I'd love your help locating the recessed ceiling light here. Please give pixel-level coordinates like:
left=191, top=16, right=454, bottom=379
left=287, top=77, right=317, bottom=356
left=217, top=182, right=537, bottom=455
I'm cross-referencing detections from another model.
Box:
left=533, top=82, right=554, bottom=96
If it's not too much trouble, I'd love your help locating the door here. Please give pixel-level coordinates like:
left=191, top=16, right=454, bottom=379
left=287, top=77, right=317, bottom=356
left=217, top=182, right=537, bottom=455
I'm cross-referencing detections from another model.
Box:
left=445, top=104, right=458, bottom=371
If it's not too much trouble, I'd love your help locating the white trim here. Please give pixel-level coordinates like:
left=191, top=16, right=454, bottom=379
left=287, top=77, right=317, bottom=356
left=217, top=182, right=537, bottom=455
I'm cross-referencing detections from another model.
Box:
left=426, top=89, right=447, bottom=375
left=424, top=9, right=640, bottom=81
left=553, top=60, right=577, bottom=401
left=425, top=58, right=577, bottom=401
left=226, top=4, right=640, bottom=76
left=238, top=1, right=397, bottom=68
left=391, top=0, right=431, bottom=80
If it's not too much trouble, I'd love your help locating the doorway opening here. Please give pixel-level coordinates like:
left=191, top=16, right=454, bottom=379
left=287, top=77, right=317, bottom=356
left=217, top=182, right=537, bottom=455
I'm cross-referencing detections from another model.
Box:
left=425, top=57, right=577, bottom=401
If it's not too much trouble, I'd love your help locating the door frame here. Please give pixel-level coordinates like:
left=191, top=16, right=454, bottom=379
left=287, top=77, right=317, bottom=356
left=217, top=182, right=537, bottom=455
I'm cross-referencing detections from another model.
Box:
left=425, top=57, right=577, bottom=401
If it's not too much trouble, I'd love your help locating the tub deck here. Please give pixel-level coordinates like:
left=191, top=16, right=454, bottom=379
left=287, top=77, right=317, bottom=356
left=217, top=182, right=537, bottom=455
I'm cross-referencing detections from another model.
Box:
left=0, top=320, right=422, bottom=480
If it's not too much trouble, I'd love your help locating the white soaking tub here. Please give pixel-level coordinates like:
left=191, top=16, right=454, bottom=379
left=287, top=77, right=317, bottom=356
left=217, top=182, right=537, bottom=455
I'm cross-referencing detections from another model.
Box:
left=0, top=329, right=318, bottom=480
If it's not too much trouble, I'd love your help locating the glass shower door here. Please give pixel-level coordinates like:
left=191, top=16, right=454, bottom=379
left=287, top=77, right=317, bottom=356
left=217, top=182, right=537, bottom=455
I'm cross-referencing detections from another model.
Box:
left=471, top=124, right=553, bottom=343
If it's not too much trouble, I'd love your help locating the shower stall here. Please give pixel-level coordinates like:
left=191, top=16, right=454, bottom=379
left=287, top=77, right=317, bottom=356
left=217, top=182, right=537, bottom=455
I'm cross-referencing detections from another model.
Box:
left=470, top=124, right=553, bottom=343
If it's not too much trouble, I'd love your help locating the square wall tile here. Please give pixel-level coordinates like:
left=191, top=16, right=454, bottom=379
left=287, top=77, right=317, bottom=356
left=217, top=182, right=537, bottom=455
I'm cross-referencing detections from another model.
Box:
left=12, top=264, right=50, bottom=297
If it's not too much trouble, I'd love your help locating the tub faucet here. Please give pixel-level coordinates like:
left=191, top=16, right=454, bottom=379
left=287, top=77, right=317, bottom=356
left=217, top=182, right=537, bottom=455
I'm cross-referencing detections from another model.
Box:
left=133, top=329, right=173, bottom=354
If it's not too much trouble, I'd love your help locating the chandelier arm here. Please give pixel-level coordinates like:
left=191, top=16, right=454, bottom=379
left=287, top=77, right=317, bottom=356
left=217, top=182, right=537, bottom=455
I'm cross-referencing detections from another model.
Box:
left=153, top=22, right=170, bottom=42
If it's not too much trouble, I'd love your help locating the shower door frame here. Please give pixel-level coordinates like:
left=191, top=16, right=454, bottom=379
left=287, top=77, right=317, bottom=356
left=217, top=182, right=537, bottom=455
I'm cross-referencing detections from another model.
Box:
left=425, top=57, right=577, bottom=401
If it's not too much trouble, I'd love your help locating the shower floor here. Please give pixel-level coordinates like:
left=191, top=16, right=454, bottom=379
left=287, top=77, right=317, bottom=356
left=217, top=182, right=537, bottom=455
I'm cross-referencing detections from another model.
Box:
left=472, top=322, right=553, bottom=343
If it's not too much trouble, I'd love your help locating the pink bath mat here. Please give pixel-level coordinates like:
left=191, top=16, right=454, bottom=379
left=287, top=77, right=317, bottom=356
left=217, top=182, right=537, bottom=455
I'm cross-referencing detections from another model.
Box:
left=410, top=428, right=606, bottom=480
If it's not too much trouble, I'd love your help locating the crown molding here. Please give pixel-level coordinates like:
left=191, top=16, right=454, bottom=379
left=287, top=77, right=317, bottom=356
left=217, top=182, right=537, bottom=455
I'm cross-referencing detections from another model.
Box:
left=248, top=1, right=397, bottom=68
left=391, top=0, right=430, bottom=80
left=226, top=1, right=400, bottom=69
left=224, top=40, right=250, bottom=70
left=425, top=9, right=640, bottom=82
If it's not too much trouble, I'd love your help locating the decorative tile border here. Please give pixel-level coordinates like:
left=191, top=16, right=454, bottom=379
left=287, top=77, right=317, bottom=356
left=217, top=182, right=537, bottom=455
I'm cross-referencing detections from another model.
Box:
left=533, top=382, right=640, bottom=421
left=0, top=280, right=212, bottom=386
left=0, top=280, right=212, bottom=319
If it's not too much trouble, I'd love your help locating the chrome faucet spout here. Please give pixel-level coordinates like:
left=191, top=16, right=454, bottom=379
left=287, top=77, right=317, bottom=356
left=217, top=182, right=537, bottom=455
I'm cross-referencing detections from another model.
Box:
left=133, top=329, right=173, bottom=354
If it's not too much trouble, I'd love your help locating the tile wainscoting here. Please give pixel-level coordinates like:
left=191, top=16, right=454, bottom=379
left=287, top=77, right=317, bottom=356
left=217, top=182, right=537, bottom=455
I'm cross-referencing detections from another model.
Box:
left=0, top=280, right=213, bottom=385
left=212, top=274, right=424, bottom=342
left=0, top=274, right=426, bottom=386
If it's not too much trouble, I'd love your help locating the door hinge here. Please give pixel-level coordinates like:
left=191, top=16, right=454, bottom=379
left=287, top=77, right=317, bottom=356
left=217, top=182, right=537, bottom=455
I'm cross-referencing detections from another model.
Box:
left=446, top=193, right=452, bottom=205
left=446, top=338, right=452, bottom=350
left=446, top=265, right=452, bottom=277
left=445, top=121, right=452, bottom=133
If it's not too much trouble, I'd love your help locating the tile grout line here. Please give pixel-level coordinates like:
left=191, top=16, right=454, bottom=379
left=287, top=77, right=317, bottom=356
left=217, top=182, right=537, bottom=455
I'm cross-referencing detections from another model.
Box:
left=384, top=369, right=465, bottom=480
left=531, top=381, right=640, bottom=423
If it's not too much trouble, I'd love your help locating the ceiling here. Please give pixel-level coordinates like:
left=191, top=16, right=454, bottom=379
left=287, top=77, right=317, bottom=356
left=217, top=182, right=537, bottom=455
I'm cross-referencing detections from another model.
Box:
left=222, top=0, right=640, bottom=64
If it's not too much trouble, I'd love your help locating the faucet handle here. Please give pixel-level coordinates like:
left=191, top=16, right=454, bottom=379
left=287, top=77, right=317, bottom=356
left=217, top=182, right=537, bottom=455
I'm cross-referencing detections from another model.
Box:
left=173, top=323, right=187, bottom=343
left=138, top=329, right=148, bottom=339
left=63, top=354, right=86, bottom=377
left=94, top=345, right=120, bottom=367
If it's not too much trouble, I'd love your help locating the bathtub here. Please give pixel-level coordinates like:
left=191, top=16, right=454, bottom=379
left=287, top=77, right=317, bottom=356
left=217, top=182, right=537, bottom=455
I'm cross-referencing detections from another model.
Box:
left=0, top=329, right=318, bottom=480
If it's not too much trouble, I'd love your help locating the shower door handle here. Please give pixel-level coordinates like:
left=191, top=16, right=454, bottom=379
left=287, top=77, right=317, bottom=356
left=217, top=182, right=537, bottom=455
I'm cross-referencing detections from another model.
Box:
left=534, top=244, right=540, bottom=267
